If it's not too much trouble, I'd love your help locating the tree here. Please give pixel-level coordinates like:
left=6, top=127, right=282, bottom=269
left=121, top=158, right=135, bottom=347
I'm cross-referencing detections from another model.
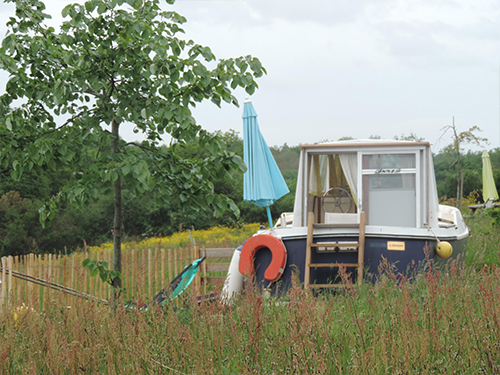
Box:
left=439, top=117, right=488, bottom=210
left=0, top=0, right=265, bottom=303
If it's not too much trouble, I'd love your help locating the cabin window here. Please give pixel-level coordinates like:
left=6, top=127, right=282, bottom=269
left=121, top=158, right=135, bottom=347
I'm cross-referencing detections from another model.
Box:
left=307, top=153, right=358, bottom=222
left=362, top=153, right=417, bottom=227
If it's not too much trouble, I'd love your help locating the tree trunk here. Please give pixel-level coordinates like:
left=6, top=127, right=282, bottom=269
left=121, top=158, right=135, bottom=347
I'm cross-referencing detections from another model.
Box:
left=456, top=148, right=462, bottom=210
left=459, top=170, right=464, bottom=211
left=111, top=119, right=122, bottom=307
left=452, top=117, right=462, bottom=210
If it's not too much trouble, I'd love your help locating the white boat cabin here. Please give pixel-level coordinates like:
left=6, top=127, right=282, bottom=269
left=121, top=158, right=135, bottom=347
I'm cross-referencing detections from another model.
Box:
left=291, top=140, right=441, bottom=230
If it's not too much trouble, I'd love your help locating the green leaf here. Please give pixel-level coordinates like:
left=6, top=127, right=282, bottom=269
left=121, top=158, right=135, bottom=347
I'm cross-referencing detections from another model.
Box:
left=245, top=83, right=256, bottom=95
left=58, top=144, right=67, bottom=156
left=62, top=5, right=71, bottom=17
left=122, top=164, right=131, bottom=176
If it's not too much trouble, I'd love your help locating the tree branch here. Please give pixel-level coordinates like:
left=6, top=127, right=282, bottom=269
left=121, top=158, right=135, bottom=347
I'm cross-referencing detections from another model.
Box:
left=124, top=142, right=162, bottom=170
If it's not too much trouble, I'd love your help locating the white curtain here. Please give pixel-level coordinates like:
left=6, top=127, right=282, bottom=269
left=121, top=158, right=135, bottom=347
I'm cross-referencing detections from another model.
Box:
left=339, top=153, right=358, bottom=204
left=308, top=155, right=329, bottom=195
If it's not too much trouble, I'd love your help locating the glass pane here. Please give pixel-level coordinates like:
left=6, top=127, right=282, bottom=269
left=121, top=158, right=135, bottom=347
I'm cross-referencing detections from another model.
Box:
left=363, top=154, right=415, bottom=170
left=364, top=174, right=416, bottom=227
left=369, top=174, right=415, bottom=190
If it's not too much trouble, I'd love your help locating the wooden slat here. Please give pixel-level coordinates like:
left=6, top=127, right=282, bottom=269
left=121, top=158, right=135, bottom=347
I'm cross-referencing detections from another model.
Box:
left=203, top=248, right=235, bottom=258
left=1, top=257, right=6, bottom=313
left=193, top=246, right=201, bottom=297
left=167, top=249, right=172, bottom=287
left=27, top=254, right=33, bottom=297
left=140, top=249, right=146, bottom=300
left=311, top=242, right=359, bottom=247
left=62, top=256, right=67, bottom=304
left=7, top=256, right=13, bottom=306
left=17, top=256, right=22, bottom=305
left=309, top=263, right=359, bottom=268
left=148, top=248, right=153, bottom=299
left=71, top=255, right=76, bottom=303
left=131, top=249, right=136, bottom=299
left=206, top=263, right=230, bottom=273
left=160, top=248, right=165, bottom=287
left=174, top=248, right=178, bottom=277
left=82, top=253, right=88, bottom=294
left=154, top=247, right=159, bottom=296
left=202, top=248, right=207, bottom=296
left=201, top=276, right=226, bottom=286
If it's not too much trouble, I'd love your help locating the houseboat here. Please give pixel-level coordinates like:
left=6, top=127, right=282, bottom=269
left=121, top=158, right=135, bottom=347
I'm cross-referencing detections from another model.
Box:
left=223, top=140, right=470, bottom=297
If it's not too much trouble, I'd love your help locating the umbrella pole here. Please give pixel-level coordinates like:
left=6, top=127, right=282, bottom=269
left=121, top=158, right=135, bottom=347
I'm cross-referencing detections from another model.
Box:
left=266, top=206, right=273, bottom=229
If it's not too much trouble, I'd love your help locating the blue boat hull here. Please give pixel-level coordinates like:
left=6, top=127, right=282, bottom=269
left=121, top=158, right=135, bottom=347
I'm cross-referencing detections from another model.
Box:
left=252, top=235, right=467, bottom=295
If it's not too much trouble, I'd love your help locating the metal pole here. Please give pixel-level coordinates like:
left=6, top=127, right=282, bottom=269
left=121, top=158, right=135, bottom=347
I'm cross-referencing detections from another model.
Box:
left=266, top=206, right=273, bottom=229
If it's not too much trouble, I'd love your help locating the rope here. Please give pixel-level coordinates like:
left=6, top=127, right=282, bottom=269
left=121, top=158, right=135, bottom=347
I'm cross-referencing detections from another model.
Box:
left=424, top=224, right=441, bottom=244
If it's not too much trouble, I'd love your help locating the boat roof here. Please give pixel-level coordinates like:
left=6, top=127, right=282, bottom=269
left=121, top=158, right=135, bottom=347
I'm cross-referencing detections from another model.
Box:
left=299, top=139, right=430, bottom=150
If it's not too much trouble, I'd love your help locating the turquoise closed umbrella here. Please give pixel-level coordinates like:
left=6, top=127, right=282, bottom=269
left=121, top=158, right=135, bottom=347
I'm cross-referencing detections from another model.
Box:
left=243, top=100, right=289, bottom=228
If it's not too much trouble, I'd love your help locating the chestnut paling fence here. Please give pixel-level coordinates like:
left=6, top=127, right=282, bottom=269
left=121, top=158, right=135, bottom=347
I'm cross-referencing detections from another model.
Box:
left=0, top=246, right=235, bottom=311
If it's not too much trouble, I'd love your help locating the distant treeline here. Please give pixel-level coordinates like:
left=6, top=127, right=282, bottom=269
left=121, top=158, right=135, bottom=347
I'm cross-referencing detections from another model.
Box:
left=0, top=132, right=498, bottom=256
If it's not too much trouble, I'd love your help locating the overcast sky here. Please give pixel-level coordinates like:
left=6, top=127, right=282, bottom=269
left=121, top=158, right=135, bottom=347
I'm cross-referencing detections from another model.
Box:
left=1, top=0, right=500, bottom=152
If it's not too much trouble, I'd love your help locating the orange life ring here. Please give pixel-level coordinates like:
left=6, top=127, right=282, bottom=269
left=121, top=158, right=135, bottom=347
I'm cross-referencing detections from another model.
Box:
left=239, top=234, right=287, bottom=283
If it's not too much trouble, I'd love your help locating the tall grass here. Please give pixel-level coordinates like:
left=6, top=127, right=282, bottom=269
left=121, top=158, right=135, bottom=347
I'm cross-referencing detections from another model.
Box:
left=0, top=214, right=499, bottom=373
left=465, top=211, right=500, bottom=267
left=2, top=258, right=500, bottom=373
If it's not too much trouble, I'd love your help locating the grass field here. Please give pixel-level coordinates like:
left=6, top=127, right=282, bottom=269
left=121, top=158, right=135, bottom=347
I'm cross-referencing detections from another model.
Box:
left=1, top=211, right=499, bottom=373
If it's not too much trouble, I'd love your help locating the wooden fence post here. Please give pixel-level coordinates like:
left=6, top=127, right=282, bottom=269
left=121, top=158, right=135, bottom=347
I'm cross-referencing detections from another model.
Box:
left=202, top=247, right=207, bottom=296
left=107, top=250, right=112, bottom=301
left=154, top=247, right=159, bottom=295
left=161, top=248, right=165, bottom=287
left=148, top=248, right=152, bottom=299
left=71, top=254, right=76, bottom=306
left=140, top=249, right=146, bottom=301
left=8, top=256, right=13, bottom=308
left=193, top=246, right=201, bottom=297
left=16, top=256, right=21, bottom=306
left=131, top=249, right=136, bottom=300
left=167, top=249, right=172, bottom=286
left=1, top=257, right=6, bottom=313
left=27, top=254, right=32, bottom=299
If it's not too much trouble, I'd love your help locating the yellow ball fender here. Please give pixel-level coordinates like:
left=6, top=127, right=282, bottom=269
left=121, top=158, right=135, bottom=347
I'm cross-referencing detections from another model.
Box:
left=436, top=241, right=453, bottom=259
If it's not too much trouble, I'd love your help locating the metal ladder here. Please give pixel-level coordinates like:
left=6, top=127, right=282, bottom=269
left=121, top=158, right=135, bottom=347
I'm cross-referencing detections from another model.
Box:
left=304, top=211, right=366, bottom=288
